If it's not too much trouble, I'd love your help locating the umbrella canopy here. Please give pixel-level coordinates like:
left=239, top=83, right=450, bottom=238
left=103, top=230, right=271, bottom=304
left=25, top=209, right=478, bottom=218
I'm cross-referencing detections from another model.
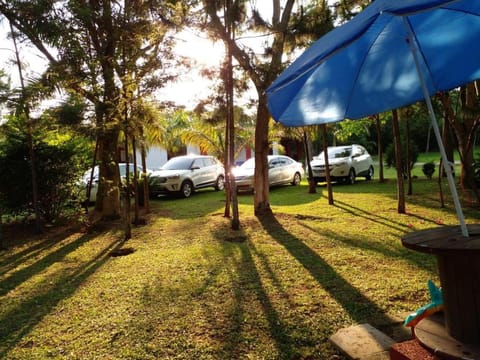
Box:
left=266, top=0, right=480, bottom=126
left=266, top=0, right=480, bottom=237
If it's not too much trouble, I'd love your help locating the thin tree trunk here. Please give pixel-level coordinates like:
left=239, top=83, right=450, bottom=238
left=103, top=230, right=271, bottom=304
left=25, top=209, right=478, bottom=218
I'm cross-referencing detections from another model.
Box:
left=124, top=134, right=131, bottom=240
left=223, top=101, right=231, bottom=218
left=140, top=141, right=150, bottom=214
left=406, top=116, right=413, bottom=195
left=425, top=124, right=432, bottom=153
left=392, top=109, right=406, bottom=214
left=132, top=135, right=140, bottom=225
left=375, top=115, right=384, bottom=183
left=438, top=158, right=445, bottom=208
left=226, top=1, right=239, bottom=229
left=85, top=139, right=99, bottom=214
left=227, top=73, right=239, bottom=229
left=303, top=131, right=316, bottom=193
left=322, top=124, right=334, bottom=205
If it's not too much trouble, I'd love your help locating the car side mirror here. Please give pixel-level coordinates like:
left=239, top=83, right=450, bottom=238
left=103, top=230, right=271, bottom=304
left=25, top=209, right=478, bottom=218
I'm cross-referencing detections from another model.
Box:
left=191, top=166, right=200, bottom=170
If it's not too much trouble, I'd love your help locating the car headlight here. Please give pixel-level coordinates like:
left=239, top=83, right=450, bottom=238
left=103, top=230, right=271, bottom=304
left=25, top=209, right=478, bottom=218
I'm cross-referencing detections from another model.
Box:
left=334, top=161, right=348, bottom=167
left=166, top=174, right=180, bottom=180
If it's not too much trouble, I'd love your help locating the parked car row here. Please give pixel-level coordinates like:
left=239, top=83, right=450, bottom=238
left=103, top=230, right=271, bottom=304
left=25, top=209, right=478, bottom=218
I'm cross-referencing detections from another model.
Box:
left=78, top=145, right=373, bottom=201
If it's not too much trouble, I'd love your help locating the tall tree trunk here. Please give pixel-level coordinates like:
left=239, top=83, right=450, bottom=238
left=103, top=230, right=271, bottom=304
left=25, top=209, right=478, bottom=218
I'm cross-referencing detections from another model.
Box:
left=254, top=95, right=272, bottom=216
left=392, top=110, right=406, bottom=214
left=96, top=128, right=121, bottom=219
left=95, top=0, right=122, bottom=219
left=227, top=41, right=239, bottom=230
left=95, top=49, right=121, bottom=219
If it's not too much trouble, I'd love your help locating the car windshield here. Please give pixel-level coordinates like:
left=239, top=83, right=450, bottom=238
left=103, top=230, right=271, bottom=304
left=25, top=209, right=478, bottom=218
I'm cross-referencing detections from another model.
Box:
left=162, top=157, right=194, bottom=170
left=238, top=158, right=255, bottom=170
left=318, top=147, right=351, bottom=160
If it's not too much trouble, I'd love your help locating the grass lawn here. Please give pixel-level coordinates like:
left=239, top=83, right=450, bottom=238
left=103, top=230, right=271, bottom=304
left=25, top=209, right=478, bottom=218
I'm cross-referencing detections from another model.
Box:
left=1, top=170, right=479, bottom=359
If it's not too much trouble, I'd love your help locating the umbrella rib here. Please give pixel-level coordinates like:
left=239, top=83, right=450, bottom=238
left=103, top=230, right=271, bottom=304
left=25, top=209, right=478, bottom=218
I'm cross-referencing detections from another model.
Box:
left=401, top=16, right=438, bottom=92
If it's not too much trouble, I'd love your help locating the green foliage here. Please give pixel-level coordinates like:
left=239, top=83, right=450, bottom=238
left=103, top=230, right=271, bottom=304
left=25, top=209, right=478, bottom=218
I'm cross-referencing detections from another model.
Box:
left=422, top=161, right=435, bottom=179
left=333, top=119, right=377, bottom=153
left=0, top=119, right=90, bottom=223
left=385, top=141, right=419, bottom=179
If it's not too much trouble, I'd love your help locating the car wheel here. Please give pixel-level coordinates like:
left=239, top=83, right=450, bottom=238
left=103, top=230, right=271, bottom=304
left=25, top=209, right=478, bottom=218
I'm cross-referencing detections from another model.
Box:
left=291, top=172, right=301, bottom=186
left=180, top=180, right=194, bottom=198
left=215, top=175, right=225, bottom=191
left=346, top=168, right=356, bottom=185
left=365, top=166, right=374, bottom=180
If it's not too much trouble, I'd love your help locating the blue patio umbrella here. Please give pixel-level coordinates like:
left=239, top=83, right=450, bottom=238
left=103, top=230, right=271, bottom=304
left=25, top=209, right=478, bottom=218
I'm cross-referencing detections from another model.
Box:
left=266, top=0, right=480, bottom=237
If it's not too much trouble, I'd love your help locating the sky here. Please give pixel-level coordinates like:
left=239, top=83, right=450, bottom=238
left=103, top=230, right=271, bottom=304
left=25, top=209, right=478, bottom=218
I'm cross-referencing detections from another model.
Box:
left=0, top=24, right=226, bottom=111
left=0, top=2, right=278, bottom=113
left=156, top=29, right=226, bottom=109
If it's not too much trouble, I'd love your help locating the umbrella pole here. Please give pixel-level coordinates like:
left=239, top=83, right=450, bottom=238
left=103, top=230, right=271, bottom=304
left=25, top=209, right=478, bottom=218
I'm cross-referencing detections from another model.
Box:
left=403, top=18, right=468, bottom=237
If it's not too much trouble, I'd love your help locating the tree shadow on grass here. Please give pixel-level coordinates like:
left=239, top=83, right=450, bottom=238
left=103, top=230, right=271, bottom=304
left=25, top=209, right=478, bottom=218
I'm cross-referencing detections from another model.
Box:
left=207, top=227, right=296, bottom=358
left=0, top=229, right=124, bottom=357
left=334, top=199, right=441, bottom=233
left=0, top=229, right=101, bottom=297
left=0, top=226, right=79, bottom=277
left=300, top=224, right=436, bottom=274
left=258, top=212, right=393, bottom=327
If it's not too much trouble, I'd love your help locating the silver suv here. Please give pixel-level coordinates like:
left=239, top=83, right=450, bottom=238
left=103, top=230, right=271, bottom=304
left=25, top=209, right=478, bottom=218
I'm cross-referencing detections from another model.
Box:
left=309, top=145, right=374, bottom=185
left=149, top=155, right=225, bottom=198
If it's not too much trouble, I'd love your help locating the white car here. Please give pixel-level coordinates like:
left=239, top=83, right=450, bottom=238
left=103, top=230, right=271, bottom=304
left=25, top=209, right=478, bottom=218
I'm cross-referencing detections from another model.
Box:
left=79, top=163, right=149, bottom=202
left=309, top=145, right=374, bottom=185
left=148, top=155, right=225, bottom=198
left=233, top=155, right=303, bottom=192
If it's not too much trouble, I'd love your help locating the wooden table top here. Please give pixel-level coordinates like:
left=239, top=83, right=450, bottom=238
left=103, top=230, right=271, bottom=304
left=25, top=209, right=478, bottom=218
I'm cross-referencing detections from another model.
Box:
left=401, top=224, right=480, bottom=255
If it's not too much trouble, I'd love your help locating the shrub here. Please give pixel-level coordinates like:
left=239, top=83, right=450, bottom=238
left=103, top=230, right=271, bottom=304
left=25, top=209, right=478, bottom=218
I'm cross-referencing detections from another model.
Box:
left=0, top=132, right=90, bottom=223
left=422, top=161, right=435, bottom=179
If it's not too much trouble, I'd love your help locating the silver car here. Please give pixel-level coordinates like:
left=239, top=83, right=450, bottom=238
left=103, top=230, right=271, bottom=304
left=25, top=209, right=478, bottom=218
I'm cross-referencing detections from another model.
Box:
left=309, top=144, right=374, bottom=185
left=149, top=155, right=225, bottom=198
left=233, top=155, right=303, bottom=192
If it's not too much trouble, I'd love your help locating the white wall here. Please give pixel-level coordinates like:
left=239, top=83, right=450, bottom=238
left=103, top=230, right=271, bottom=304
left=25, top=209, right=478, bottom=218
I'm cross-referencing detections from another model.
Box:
left=136, top=144, right=202, bottom=170
left=136, top=147, right=168, bottom=170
